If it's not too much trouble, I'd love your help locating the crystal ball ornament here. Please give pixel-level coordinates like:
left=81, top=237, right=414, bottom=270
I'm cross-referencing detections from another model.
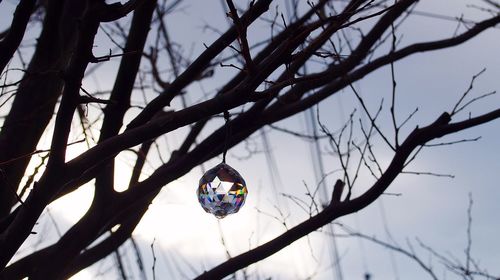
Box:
left=197, top=163, right=248, bottom=219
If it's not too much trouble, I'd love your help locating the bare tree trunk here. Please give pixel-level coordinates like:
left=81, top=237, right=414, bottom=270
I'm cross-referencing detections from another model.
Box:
left=0, top=0, right=83, bottom=218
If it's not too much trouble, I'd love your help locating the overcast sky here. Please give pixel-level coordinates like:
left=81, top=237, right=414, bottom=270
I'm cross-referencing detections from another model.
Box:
left=1, top=0, right=499, bottom=279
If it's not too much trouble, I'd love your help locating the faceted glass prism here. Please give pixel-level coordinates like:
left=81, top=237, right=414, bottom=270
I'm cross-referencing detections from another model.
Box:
left=197, top=163, right=248, bottom=219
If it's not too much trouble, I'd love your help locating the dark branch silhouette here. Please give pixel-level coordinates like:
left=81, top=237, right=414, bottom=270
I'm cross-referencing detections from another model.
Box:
left=0, top=0, right=498, bottom=278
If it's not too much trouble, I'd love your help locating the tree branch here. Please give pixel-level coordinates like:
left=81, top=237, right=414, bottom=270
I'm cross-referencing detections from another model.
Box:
left=0, top=0, right=36, bottom=73
left=194, top=109, right=500, bottom=279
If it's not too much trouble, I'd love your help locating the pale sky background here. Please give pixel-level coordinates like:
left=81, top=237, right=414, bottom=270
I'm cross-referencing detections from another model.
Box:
left=1, top=0, right=499, bottom=279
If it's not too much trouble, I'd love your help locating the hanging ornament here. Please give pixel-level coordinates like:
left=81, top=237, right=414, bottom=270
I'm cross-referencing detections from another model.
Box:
left=196, top=111, right=248, bottom=218
left=197, top=162, right=248, bottom=219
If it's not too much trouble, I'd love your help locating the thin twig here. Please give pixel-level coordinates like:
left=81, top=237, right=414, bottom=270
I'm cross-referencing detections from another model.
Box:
left=351, top=84, right=395, bottom=151
left=0, top=139, right=85, bottom=165
left=150, top=238, right=157, bottom=280
left=402, top=171, right=455, bottom=178
left=424, top=137, right=481, bottom=147
left=465, top=193, right=473, bottom=275
left=451, top=68, right=486, bottom=115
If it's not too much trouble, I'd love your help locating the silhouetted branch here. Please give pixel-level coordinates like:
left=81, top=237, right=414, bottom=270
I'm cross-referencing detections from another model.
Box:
left=0, top=0, right=36, bottom=73
left=0, top=0, right=498, bottom=277
left=100, top=0, right=149, bottom=22
left=194, top=109, right=500, bottom=279
left=151, top=238, right=157, bottom=280
left=226, top=0, right=256, bottom=73
left=127, top=0, right=273, bottom=129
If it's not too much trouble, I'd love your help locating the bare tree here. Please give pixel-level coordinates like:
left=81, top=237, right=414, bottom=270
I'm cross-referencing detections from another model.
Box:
left=0, top=0, right=499, bottom=279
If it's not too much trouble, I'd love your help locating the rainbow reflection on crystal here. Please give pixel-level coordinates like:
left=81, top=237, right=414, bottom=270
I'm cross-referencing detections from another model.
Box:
left=197, top=163, right=248, bottom=219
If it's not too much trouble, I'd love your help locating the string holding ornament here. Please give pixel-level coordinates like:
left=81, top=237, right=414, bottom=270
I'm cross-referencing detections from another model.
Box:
left=222, top=110, right=230, bottom=164
left=196, top=111, right=248, bottom=219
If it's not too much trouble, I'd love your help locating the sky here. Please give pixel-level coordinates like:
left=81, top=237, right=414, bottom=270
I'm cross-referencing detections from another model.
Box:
left=1, top=0, right=499, bottom=279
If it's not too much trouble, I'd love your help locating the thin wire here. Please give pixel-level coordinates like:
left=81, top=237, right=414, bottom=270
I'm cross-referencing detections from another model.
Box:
left=260, top=129, right=284, bottom=209
left=222, top=110, right=231, bottom=163
left=378, top=198, right=400, bottom=280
